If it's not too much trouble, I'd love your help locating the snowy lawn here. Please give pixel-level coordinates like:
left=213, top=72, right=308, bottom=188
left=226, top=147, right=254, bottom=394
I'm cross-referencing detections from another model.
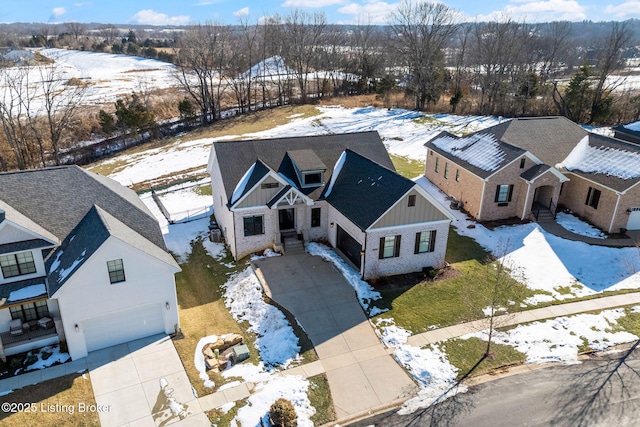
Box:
left=462, top=308, right=638, bottom=365
left=556, top=211, right=606, bottom=239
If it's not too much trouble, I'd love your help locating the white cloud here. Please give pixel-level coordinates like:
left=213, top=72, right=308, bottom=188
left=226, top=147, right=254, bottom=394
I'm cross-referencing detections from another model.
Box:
left=194, top=0, right=222, bottom=5
left=130, top=9, right=191, bottom=25
left=604, top=1, right=640, bottom=19
left=73, top=2, right=91, bottom=6
left=281, top=0, right=345, bottom=7
left=52, top=7, right=67, bottom=18
left=474, top=0, right=587, bottom=22
left=234, top=7, right=250, bottom=16
left=337, top=1, right=398, bottom=24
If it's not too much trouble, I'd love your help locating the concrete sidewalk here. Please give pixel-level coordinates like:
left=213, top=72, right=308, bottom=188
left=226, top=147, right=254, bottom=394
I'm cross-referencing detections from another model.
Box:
left=408, top=292, right=640, bottom=347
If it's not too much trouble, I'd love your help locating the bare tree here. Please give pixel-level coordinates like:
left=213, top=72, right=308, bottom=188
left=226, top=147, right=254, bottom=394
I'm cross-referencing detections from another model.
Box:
left=388, top=1, right=459, bottom=110
left=279, top=10, right=328, bottom=103
left=99, top=24, right=121, bottom=45
left=0, top=66, right=34, bottom=169
left=174, top=22, right=230, bottom=125
left=589, top=21, right=634, bottom=124
left=64, top=22, right=86, bottom=44
left=32, top=63, right=87, bottom=165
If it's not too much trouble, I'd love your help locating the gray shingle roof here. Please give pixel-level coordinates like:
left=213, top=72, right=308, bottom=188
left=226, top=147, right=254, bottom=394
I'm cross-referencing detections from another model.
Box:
left=47, top=205, right=178, bottom=295
left=321, top=150, right=415, bottom=230
left=0, top=277, right=48, bottom=306
left=287, top=149, right=327, bottom=171
left=0, top=239, right=54, bottom=255
left=495, top=116, right=588, bottom=165
left=425, top=131, right=525, bottom=179
left=520, top=164, right=551, bottom=182
left=213, top=131, right=394, bottom=202
left=0, top=166, right=166, bottom=251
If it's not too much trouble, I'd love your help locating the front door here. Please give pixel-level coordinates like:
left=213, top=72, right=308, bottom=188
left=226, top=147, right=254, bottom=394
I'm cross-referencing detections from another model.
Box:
left=279, top=208, right=295, bottom=231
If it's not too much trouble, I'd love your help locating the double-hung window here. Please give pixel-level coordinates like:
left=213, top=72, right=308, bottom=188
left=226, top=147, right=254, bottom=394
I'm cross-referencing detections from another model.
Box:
left=494, top=184, right=514, bottom=203
left=379, top=235, right=401, bottom=259
left=244, top=215, right=264, bottom=236
left=585, top=187, right=601, bottom=209
left=415, top=230, right=437, bottom=254
left=0, top=251, right=36, bottom=279
left=107, top=259, right=126, bottom=284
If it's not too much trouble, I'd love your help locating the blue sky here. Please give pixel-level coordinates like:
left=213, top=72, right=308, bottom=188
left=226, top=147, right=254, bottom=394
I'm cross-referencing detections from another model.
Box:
left=1, top=1, right=638, bottom=25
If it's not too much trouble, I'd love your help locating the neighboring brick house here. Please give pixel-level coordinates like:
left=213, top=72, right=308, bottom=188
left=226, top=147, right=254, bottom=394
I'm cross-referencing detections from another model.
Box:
left=424, top=116, right=640, bottom=233
left=207, top=131, right=455, bottom=279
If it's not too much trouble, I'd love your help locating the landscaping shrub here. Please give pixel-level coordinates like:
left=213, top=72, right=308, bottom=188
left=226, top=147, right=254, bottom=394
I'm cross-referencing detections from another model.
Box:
left=269, top=398, right=297, bottom=427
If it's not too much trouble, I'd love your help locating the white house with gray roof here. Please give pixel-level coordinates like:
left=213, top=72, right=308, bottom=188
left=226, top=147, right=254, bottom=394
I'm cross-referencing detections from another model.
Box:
left=207, top=131, right=455, bottom=280
left=0, top=166, right=180, bottom=361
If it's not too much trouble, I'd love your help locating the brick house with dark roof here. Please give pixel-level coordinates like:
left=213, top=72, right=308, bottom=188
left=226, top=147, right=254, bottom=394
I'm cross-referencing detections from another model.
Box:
left=424, top=117, right=640, bottom=233
left=0, top=166, right=180, bottom=361
left=207, top=131, right=455, bottom=279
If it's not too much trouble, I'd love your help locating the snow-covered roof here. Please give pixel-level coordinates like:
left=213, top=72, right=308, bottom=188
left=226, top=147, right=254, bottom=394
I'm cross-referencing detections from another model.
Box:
left=557, top=136, right=640, bottom=180
left=431, top=133, right=506, bottom=172
left=623, top=121, right=640, bottom=132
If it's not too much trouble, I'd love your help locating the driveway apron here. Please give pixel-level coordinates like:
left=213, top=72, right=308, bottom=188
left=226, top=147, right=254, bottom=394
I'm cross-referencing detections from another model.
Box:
left=88, top=334, right=210, bottom=427
left=252, top=253, right=417, bottom=419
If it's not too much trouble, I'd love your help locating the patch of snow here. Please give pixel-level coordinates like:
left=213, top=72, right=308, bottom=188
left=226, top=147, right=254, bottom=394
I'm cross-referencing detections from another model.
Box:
left=557, top=136, right=640, bottom=180
left=219, top=401, right=236, bottom=414
left=368, top=306, right=389, bottom=316
left=223, top=268, right=300, bottom=368
left=222, top=363, right=315, bottom=426
left=231, top=163, right=257, bottom=205
left=463, top=308, right=638, bottom=364
left=431, top=133, right=505, bottom=171
left=556, top=212, right=606, bottom=239
left=524, top=294, right=556, bottom=305
left=194, top=334, right=219, bottom=388
left=56, top=249, right=86, bottom=283
left=25, top=345, right=70, bottom=371
left=376, top=319, right=465, bottom=415
left=624, top=121, right=640, bottom=132
left=218, top=380, right=242, bottom=391
left=306, top=242, right=381, bottom=310
left=0, top=390, right=13, bottom=397
left=324, top=150, right=347, bottom=197
left=482, top=306, right=506, bottom=316
left=7, top=284, right=46, bottom=302
left=631, top=306, right=640, bottom=313
left=250, top=248, right=282, bottom=260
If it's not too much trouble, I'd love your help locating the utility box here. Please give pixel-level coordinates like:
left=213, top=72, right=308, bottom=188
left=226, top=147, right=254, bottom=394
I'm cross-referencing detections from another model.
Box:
left=231, top=344, right=250, bottom=364
left=208, top=221, right=221, bottom=242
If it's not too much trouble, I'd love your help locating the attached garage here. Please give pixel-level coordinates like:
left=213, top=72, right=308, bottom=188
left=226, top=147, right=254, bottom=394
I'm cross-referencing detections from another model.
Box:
left=628, top=208, right=640, bottom=230
left=336, top=225, right=362, bottom=269
left=83, top=303, right=165, bottom=353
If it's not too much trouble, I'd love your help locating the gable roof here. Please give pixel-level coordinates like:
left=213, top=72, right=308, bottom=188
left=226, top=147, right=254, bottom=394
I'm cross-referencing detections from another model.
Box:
left=212, top=131, right=394, bottom=202
left=287, top=149, right=327, bottom=171
left=321, top=150, right=415, bottom=230
left=490, top=116, right=589, bottom=165
left=47, top=205, right=178, bottom=295
left=0, top=166, right=166, bottom=251
left=557, top=134, right=640, bottom=192
left=425, top=130, right=525, bottom=179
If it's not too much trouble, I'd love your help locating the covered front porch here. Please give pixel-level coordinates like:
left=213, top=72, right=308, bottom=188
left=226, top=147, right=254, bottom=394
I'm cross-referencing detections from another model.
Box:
left=519, top=165, right=569, bottom=221
left=0, top=321, right=59, bottom=359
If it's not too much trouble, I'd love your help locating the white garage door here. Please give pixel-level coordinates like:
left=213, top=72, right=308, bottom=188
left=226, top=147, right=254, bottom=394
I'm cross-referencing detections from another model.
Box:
left=83, top=303, right=165, bottom=353
left=628, top=208, right=640, bottom=231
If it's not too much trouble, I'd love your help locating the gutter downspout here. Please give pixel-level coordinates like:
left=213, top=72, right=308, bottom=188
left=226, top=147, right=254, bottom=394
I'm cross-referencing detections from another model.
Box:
left=361, top=231, right=367, bottom=280
left=608, top=193, right=622, bottom=234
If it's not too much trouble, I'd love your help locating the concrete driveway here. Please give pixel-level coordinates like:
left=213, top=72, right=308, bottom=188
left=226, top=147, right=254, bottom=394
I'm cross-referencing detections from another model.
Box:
left=253, top=252, right=417, bottom=420
left=88, top=334, right=210, bottom=427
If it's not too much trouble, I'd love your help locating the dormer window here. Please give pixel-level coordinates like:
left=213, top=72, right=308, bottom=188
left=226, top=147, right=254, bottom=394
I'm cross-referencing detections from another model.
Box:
left=302, top=171, right=323, bottom=187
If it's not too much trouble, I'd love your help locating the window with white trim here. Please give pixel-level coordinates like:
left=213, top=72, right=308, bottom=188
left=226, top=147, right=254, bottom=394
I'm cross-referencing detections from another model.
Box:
left=10, top=300, right=49, bottom=322
left=495, top=184, right=514, bottom=203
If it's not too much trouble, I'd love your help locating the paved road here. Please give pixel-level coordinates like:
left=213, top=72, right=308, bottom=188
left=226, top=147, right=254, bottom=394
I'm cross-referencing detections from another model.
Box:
left=348, top=343, right=640, bottom=427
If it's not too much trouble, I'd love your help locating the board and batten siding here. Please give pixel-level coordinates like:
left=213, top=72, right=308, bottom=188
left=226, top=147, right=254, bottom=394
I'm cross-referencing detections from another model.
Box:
left=370, top=188, right=449, bottom=229
left=236, top=176, right=282, bottom=208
